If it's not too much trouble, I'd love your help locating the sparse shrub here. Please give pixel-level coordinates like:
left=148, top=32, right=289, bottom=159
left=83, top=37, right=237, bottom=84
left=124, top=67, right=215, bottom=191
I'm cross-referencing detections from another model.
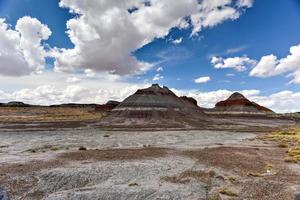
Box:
left=288, top=147, right=300, bottom=157
left=278, top=142, right=288, bottom=148
left=50, top=146, right=60, bottom=151
left=265, top=163, right=273, bottom=172
left=28, top=149, right=37, bottom=153
left=228, top=176, right=238, bottom=184
left=279, top=131, right=297, bottom=136
left=247, top=172, right=263, bottom=177
left=208, top=169, right=216, bottom=177
left=209, top=194, right=220, bottom=200
left=258, top=125, right=300, bottom=162
left=284, top=157, right=298, bottom=163
left=219, top=187, right=238, bottom=197
left=78, top=146, right=87, bottom=151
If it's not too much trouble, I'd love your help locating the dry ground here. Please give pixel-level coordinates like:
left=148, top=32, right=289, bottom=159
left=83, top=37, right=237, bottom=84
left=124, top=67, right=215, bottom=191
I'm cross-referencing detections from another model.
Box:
left=0, top=108, right=299, bottom=199
left=1, top=138, right=299, bottom=199
left=0, top=107, right=103, bottom=123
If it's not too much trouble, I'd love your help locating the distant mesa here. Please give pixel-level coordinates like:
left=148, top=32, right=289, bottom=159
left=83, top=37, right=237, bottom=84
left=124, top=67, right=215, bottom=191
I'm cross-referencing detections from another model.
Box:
left=0, top=101, right=30, bottom=107
left=50, top=103, right=99, bottom=108
left=95, top=100, right=120, bottom=112
left=207, top=92, right=274, bottom=114
left=100, top=84, right=208, bottom=128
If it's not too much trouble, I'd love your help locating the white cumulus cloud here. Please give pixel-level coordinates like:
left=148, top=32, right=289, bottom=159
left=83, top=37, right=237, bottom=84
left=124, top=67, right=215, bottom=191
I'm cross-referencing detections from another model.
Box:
left=50, top=0, right=252, bottom=76
left=211, top=56, right=256, bottom=71
left=0, top=17, right=51, bottom=76
left=195, top=76, right=211, bottom=83
left=250, top=44, right=300, bottom=84
left=0, top=71, right=299, bottom=113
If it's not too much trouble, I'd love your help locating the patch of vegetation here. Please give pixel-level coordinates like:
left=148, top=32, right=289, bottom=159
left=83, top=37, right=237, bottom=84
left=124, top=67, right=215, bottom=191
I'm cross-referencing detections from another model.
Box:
left=50, top=146, right=61, bottom=151
left=264, top=163, right=273, bottom=172
left=287, top=147, right=300, bottom=161
left=284, top=156, right=298, bottom=163
left=219, top=187, right=238, bottom=197
left=208, top=194, right=219, bottom=200
left=258, top=125, right=300, bottom=163
left=78, top=146, right=87, bottom=151
left=278, top=142, right=288, bottom=148
left=228, top=176, right=238, bottom=184
left=0, top=107, right=103, bottom=123
left=27, top=149, right=37, bottom=153
left=247, top=172, right=264, bottom=177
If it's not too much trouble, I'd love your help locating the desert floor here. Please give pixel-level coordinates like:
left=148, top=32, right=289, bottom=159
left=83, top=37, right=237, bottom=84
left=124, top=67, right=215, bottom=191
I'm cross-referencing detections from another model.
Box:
left=1, top=128, right=300, bottom=199
left=0, top=109, right=299, bottom=200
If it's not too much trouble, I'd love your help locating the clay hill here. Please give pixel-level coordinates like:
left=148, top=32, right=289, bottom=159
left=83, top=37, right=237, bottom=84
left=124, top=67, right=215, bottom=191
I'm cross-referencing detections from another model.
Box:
left=99, top=84, right=208, bottom=129
left=206, top=92, right=274, bottom=114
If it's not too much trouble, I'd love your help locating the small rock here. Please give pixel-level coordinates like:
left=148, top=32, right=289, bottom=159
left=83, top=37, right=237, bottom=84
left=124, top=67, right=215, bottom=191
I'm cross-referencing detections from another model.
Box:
left=128, top=183, right=138, bottom=187
left=103, top=134, right=110, bottom=138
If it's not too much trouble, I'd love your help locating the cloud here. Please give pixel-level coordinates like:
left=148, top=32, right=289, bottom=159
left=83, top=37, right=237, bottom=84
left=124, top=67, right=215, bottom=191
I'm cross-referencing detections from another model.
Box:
left=0, top=71, right=299, bottom=113
left=250, top=44, right=300, bottom=83
left=49, top=0, right=252, bottom=76
left=0, top=71, right=148, bottom=105
left=249, top=55, right=278, bottom=77
left=0, top=17, right=51, bottom=76
left=226, top=73, right=235, bottom=77
left=0, top=85, right=143, bottom=105
left=156, top=67, right=163, bottom=72
left=211, top=56, right=256, bottom=71
left=84, top=69, right=96, bottom=78
left=236, top=0, right=254, bottom=8
left=66, top=77, right=81, bottom=83
left=225, top=46, right=247, bottom=54
left=153, top=73, right=164, bottom=81
left=172, top=37, right=183, bottom=45
left=195, top=76, right=211, bottom=83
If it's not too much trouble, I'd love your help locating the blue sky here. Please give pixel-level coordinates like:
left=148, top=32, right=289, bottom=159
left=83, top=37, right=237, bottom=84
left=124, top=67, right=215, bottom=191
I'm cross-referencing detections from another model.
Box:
left=0, top=0, right=300, bottom=112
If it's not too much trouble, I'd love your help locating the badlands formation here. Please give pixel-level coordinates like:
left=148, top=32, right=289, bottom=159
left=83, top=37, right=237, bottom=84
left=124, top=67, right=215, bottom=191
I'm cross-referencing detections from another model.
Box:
left=0, top=84, right=299, bottom=200
left=99, top=84, right=293, bottom=130
left=207, top=92, right=274, bottom=114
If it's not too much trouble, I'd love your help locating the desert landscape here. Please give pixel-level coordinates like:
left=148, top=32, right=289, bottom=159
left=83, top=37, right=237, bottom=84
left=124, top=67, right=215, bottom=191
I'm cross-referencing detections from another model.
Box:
left=1, top=0, right=300, bottom=199
left=0, top=84, right=300, bottom=200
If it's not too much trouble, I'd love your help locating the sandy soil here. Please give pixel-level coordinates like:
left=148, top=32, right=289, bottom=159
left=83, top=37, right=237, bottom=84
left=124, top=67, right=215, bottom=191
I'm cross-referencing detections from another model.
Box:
left=0, top=126, right=300, bottom=200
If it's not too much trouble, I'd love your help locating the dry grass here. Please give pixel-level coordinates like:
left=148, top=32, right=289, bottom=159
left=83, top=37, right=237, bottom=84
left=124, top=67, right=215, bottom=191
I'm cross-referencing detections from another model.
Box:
left=0, top=107, right=103, bottom=123
left=228, top=176, right=238, bottom=184
left=182, top=147, right=267, bottom=176
left=219, top=187, right=238, bottom=197
left=259, top=125, right=300, bottom=163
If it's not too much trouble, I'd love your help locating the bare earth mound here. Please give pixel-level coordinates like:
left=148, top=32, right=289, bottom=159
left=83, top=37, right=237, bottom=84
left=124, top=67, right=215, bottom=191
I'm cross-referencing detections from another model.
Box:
left=207, top=92, right=274, bottom=114
left=99, top=84, right=209, bottom=129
